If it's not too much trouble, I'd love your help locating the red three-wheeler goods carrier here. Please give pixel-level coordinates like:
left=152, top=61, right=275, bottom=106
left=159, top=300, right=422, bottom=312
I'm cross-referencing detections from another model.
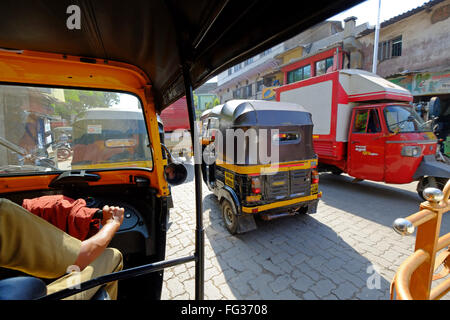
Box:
left=276, top=69, right=450, bottom=198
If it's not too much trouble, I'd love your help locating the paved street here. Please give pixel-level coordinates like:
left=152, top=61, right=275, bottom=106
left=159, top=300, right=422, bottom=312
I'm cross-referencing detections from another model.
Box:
left=161, top=162, right=449, bottom=300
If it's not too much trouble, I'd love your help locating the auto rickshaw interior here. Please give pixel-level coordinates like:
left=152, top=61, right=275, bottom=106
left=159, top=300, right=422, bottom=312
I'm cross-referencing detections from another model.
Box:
left=0, top=0, right=367, bottom=300
left=0, top=52, right=173, bottom=300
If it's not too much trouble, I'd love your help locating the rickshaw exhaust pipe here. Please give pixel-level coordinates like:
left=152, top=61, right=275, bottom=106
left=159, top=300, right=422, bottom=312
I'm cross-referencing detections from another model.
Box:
left=260, top=211, right=296, bottom=221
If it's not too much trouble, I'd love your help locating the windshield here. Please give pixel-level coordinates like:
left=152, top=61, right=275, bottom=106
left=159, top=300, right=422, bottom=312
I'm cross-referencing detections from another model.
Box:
left=0, top=84, right=152, bottom=175
left=383, top=105, right=431, bottom=133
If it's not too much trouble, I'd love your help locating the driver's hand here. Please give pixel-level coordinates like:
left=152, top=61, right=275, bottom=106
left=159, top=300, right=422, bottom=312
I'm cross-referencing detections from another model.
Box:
left=101, top=205, right=125, bottom=226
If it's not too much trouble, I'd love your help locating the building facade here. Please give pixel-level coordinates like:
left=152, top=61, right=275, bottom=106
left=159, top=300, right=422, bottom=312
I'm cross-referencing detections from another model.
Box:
left=213, top=21, right=346, bottom=103
left=275, top=16, right=370, bottom=93
left=357, top=0, right=450, bottom=107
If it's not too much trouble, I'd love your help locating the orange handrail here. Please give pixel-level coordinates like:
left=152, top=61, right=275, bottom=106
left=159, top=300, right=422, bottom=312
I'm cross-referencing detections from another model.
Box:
left=391, top=179, right=450, bottom=300
left=394, top=250, right=430, bottom=300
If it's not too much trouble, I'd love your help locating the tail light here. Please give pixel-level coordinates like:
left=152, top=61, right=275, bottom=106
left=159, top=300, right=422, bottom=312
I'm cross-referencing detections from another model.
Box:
left=311, top=169, right=319, bottom=184
left=251, top=176, right=261, bottom=194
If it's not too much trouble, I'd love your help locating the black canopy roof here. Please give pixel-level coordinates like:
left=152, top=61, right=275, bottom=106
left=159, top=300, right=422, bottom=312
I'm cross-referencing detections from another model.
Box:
left=219, top=100, right=313, bottom=127
left=0, top=0, right=363, bottom=112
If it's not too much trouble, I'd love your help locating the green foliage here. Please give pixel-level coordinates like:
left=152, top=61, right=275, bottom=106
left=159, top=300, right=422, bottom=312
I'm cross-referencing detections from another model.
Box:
left=53, top=89, right=120, bottom=120
left=193, top=92, right=199, bottom=108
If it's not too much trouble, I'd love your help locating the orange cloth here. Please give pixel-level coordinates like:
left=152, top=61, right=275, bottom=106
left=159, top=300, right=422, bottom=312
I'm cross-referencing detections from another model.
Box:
left=22, top=195, right=99, bottom=240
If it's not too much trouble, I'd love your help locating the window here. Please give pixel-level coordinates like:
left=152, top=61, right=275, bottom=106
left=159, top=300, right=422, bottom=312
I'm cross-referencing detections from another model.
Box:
left=245, top=84, right=252, bottom=98
left=391, top=36, right=402, bottom=57
left=256, top=80, right=264, bottom=92
left=233, top=63, right=242, bottom=72
left=244, top=57, right=254, bottom=66
left=0, top=84, right=152, bottom=176
left=352, top=109, right=382, bottom=134
left=303, top=64, right=311, bottom=79
left=315, top=57, right=334, bottom=76
left=228, top=68, right=233, bottom=76
left=287, top=64, right=311, bottom=84
left=367, top=109, right=381, bottom=133
left=259, top=48, right=272, bottom=58
left=353, top=110, right=369, bottom=133
left=378, top=36, right=402, bottom=61
left=384, top=105, right=428, bottom=133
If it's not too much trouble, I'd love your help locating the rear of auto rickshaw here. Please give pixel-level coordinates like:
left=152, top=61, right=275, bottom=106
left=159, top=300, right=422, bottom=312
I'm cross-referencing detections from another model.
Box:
left=0, top=0, right=362, bottom=301
left=71, top=108, right=152, bottom=169
left=391, top=180, right=450, bottom=300
left=201, top=100, right=322, bottom=234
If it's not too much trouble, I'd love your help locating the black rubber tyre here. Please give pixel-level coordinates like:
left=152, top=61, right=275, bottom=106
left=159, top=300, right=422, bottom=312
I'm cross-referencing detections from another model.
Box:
left=417, top=177, right=448, bottom=200
left=221, top=199, right=238, bottom=235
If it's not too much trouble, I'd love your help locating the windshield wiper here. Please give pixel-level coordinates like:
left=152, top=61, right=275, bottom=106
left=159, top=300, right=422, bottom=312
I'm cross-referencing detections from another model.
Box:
left=388, top=116, right=415, bottom=129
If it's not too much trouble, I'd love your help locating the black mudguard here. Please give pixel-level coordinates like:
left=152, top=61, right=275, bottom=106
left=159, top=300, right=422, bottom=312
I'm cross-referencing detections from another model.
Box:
left=412, top=155, right=450, bottom=180
left=217, top=185, right=257, bottom=234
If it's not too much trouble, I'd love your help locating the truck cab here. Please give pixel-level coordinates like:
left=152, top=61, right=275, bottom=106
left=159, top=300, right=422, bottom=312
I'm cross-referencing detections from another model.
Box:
left=348, top=103, right=437, bottom=184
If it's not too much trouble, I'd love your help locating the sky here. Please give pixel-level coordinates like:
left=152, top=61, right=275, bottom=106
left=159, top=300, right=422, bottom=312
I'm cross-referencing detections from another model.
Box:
left=206, top=0, right=429, bottom=83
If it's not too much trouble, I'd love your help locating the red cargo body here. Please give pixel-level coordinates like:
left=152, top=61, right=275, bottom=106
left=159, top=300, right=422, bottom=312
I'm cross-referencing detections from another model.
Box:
left=276, top=69, right=446, bottom=187
left=159, top=97, right=190, bottom=132
left=159, top=97, right=192, bottom=160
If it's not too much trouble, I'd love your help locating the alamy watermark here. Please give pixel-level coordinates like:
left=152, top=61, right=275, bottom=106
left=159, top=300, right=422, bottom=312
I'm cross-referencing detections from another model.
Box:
left=169, top=121, right=282, bottom=170
left=366, top=264, right=382, bottom=290
left=66, top=5, right=81, bottom=30
left=66, top=265, right=81, bottom=290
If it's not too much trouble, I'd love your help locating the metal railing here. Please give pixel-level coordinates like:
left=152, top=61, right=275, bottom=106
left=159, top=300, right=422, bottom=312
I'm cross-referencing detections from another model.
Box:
left=391, top=179, right=450, bottom=300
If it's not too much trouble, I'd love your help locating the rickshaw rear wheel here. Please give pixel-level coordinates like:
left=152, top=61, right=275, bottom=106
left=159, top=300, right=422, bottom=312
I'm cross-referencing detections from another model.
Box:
left=221, top=199, right=238, bottom=235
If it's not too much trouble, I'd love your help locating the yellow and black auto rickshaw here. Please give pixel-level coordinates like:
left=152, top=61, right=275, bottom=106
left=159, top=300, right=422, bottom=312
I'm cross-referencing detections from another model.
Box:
left=201, top=100, right=322, bottom=234
left=0, top=0, right=363, bottom=302
left=71, top=108, right=152, bottom=170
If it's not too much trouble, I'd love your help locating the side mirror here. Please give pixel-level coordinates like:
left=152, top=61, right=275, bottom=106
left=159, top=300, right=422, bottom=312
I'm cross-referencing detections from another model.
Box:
left=161, top=144, right=187, bottom=186
left=428, top=97, right=441, bottom=118
left=164, top=162, right=187, bottom=186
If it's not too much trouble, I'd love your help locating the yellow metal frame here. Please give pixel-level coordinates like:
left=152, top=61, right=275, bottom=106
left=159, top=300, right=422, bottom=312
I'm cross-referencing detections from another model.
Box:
left=242, top=192, right=321, bottom=214
left=391, top=180, right=450, bottom=300
left=216, top=159, right=318, bottom=175
left=0, top=50, right=169, bottom=197
left=72, top=161, right=153, bottom=170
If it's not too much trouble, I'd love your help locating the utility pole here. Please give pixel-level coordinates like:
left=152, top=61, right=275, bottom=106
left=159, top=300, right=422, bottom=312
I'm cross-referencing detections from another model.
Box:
left=372, top=0, right=381, bottom=74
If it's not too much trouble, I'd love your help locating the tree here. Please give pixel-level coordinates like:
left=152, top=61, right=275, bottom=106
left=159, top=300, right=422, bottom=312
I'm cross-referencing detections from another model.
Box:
left=53, top=89, right=120, bottom=121
left=212, top=97, right=220, bottom=107
left=193, top=92, right=199, bottom=109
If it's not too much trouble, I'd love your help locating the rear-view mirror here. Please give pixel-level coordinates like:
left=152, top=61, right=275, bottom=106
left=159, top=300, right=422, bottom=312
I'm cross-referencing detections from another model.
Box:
left=164, top=162, right=187, bottom=186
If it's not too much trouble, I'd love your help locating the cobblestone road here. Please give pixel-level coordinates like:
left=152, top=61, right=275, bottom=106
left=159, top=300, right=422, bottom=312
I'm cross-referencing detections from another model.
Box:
left=161, top=162, right=449, bottom=300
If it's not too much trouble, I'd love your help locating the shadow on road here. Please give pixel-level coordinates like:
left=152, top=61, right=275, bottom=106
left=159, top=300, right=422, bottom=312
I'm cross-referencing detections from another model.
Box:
left=318, top=173, right=449, bottom=234
left=320, top=173, right=419, bottom=227
left=203, top=193, right=391, bottom=300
